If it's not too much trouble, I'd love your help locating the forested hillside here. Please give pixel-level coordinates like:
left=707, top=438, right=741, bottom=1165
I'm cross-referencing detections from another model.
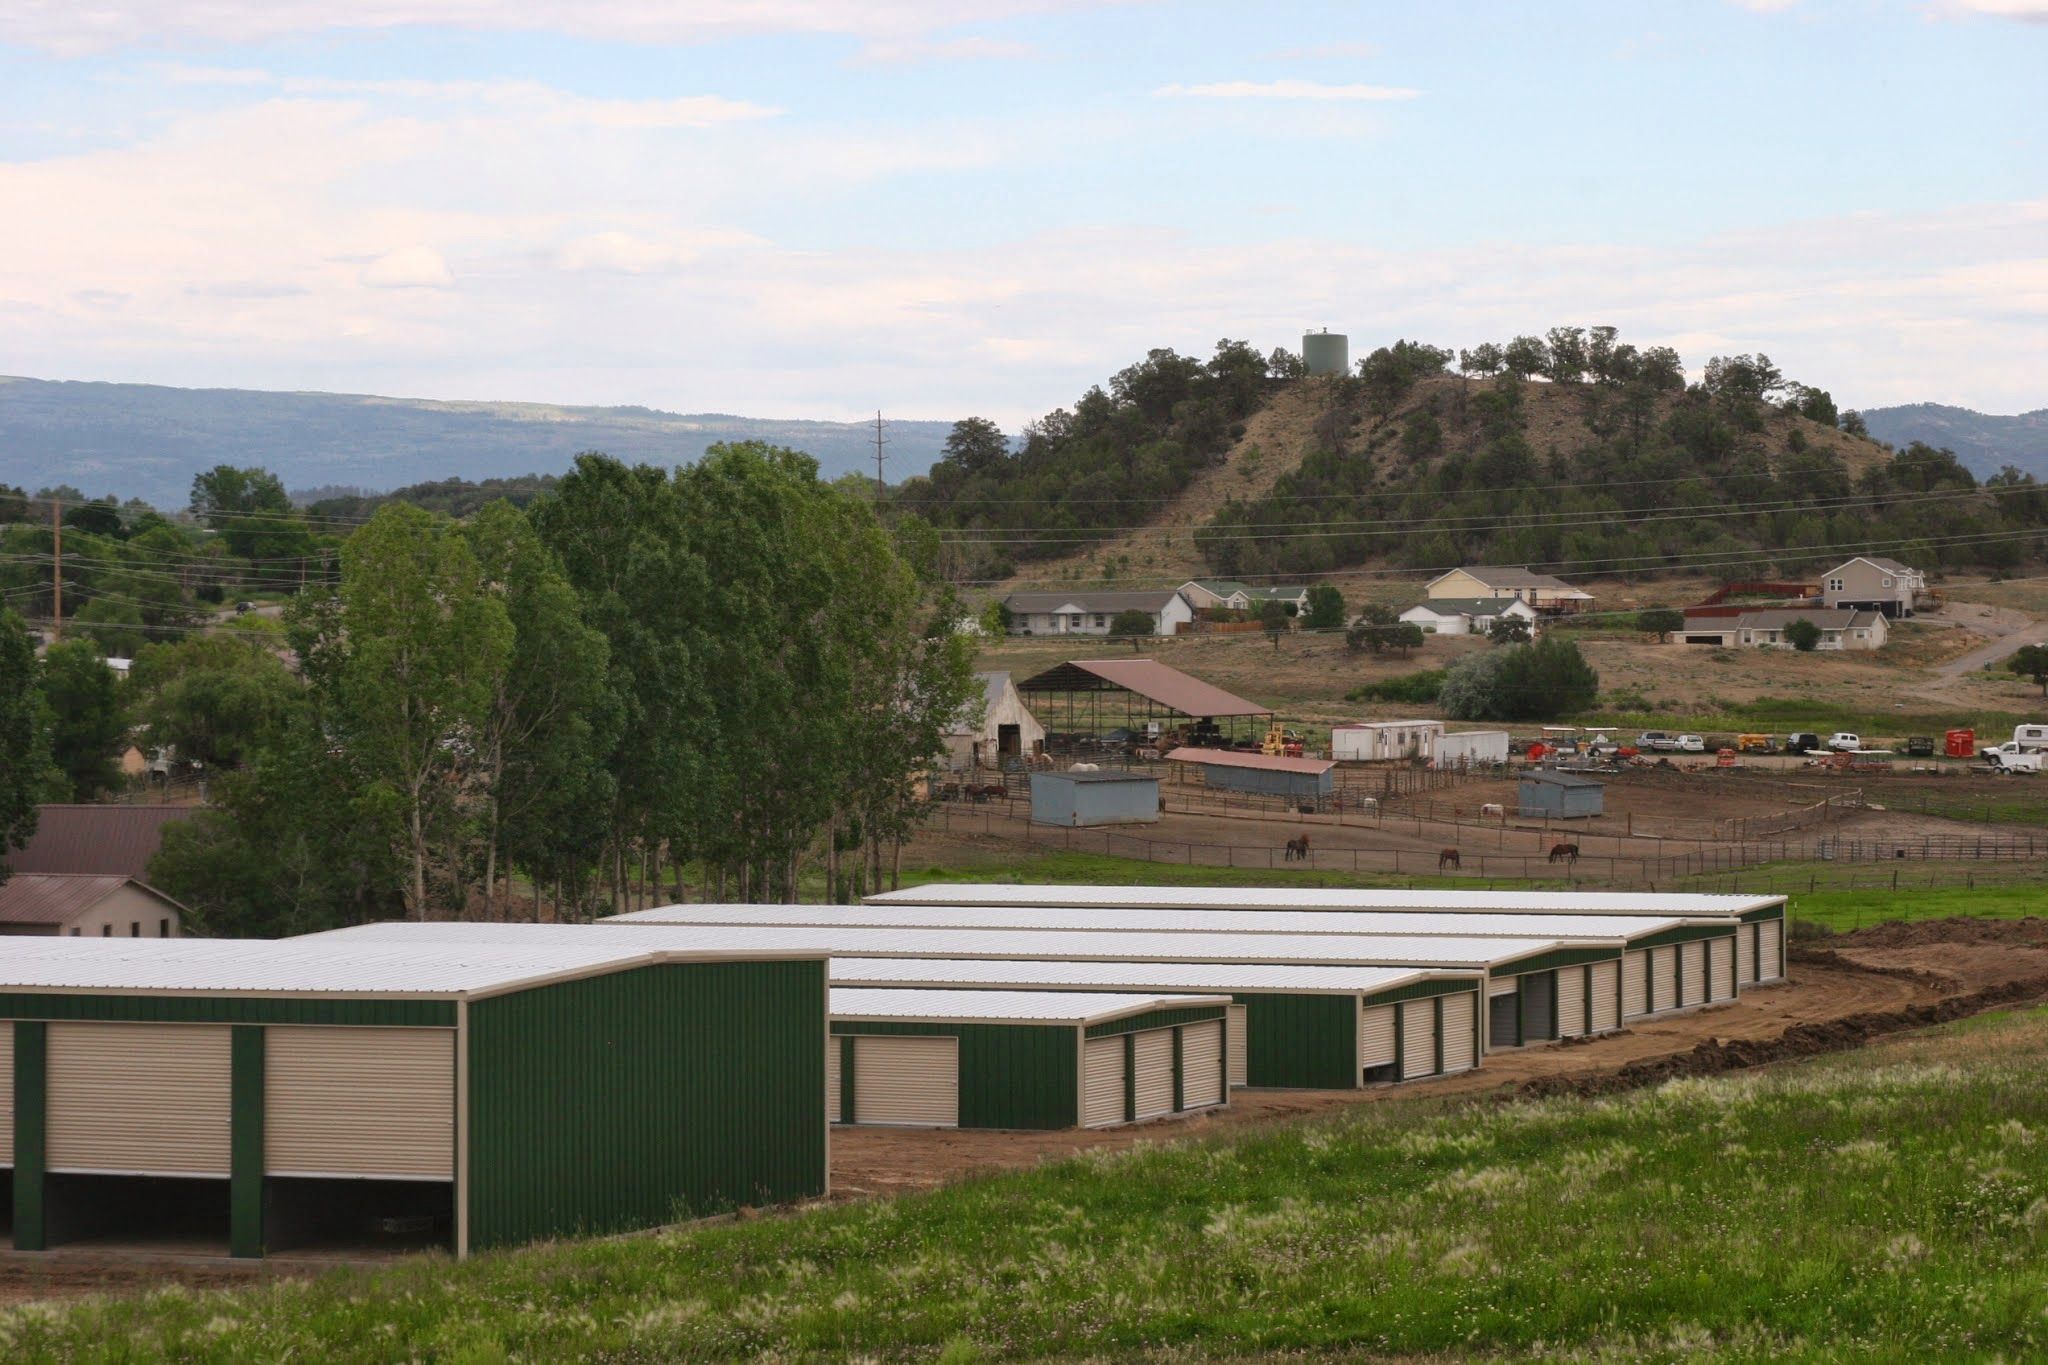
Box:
left=900, top=330, right=2048, bottom=585
left=1861, top=402, right=2048, bottom=479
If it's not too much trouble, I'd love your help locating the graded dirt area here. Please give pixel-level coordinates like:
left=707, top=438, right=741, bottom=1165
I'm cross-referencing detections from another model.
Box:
left=830, top=919, right=2048, bottom=1197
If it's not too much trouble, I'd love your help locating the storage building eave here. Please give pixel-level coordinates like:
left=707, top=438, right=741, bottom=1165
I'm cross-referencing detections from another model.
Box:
left=861, top=883, right=1786, bottom=918
left=829, top=988, right=1229, bottom=1026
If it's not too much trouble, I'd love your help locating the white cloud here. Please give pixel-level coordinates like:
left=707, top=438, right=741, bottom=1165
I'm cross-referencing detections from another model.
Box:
left=3, top=1, right=1117, bottom=55
left=361, top=246, right=455, bottom=288
left=1153, top=79, right=1420, bottom=101
left=1937, top=0, right=2048, bottom=19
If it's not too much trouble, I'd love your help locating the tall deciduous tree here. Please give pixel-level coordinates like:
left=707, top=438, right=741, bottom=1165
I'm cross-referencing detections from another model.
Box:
left=40, top=639, right=127, bottom=800
left=1302, top=584, right=1346, bottom=630
left=325, top=502, right=513, bottom=919
left=130, top=635, right=301, bottom=769
left=0, top=610, right=49, bottom=875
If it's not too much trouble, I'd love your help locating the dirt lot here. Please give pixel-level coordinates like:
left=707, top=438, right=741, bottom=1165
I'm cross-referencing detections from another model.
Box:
left=9, top=919, right=2047, bottom=1308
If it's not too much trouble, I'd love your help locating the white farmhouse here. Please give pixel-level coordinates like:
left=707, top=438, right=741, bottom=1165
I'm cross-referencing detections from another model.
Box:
left=1002, top=590, right=1196, bottom=637
left=1399, top=597, right=1539, bottom=636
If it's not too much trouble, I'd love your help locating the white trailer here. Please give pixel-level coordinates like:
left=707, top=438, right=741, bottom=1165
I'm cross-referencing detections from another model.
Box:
left=1434, top=730, right=1510, bottom=768
left=2010, top=724, right=2048, bottom=753
left=1332, top=720, right=1443, bottom=762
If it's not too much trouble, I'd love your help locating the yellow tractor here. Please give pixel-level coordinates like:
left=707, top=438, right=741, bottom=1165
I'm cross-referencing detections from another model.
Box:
left=1261, top=724, right=1305, bottom=758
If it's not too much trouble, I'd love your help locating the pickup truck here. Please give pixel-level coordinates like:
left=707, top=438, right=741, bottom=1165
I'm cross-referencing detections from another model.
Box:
left=1983, top=743, right=2044, bottom=774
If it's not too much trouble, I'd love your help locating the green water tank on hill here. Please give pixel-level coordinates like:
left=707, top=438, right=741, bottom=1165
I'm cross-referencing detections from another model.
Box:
left=1302, top=330, right=1349, bottom=377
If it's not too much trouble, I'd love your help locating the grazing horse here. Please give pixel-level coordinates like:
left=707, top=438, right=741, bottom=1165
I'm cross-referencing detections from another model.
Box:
left=1548, top=842, right=1581, bottom=865
left=1438, top=847, right=1461, bottom=871
left=1284, top=834, right=1311, bottom=862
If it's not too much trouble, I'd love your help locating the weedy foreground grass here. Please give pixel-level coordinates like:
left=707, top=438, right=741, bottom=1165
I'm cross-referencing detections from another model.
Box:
left=8, top=1008, right=2048, bottom=1360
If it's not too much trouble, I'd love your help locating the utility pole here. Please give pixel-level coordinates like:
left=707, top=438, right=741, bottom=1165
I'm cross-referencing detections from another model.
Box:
left=50, top=496, right=62, bottom=641
left=871, top=409, right=889, bottom=500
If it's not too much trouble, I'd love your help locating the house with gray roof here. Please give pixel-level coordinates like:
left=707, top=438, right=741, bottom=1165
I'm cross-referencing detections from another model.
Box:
left=1002, top=590, right=1196, bottom=637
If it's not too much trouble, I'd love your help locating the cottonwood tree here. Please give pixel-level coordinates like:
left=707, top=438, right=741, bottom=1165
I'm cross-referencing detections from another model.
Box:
left=1109, top=608, right=1155, bottom=649
left=39, top=639, right=127, bottom=801
left=0, top=610, right=48, bottom=876
left=1302, top=583, right=1346, bottom=630
left=130, top=635, right=300, bottom=770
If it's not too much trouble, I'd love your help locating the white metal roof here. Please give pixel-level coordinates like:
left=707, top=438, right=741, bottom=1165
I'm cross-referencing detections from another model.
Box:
left=827, top=958, right=1461, bottom=996
left=612, top=901, right=1705, bottom=943
left=312, top=918, right=1574, bottom=970
left=0, top=935, right=820, bottom=999
left=864, top=884, right=1784, bottom=917
left=830, top=988, right=1227, bottom=1025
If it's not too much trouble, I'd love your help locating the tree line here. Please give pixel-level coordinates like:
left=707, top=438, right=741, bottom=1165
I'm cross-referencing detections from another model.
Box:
left=0, top=445, right=978, bottom=933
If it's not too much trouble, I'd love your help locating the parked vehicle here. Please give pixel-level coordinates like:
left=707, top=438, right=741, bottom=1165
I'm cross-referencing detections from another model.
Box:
left=1827, top=732, right=1862, bottom=752
left=2010, top=724, right=2048, bottom=753
left=1786, top=732, right=1824, bottom=754
left=1636, top=730, right=1678, bottom=752
left=1902, top=736, right=1936, bottom=757
left=1675, top=734, right=1706, bottom=752
left=1736, top=733, right=1777, bottom=753
left=1983, top=742, right=2044, bottom=774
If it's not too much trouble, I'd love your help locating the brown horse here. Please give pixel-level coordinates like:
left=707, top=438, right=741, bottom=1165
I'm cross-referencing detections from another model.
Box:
left=1438, top=847, right=1460, bottom=870
left=1284, top=834, right=1311, bottom=862
left=1548, top=842, right=1580, bottom=864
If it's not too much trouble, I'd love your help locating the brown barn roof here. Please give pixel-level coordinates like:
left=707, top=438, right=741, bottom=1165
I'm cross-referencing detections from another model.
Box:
left=1164, top=747, right=1335, bottom=776
left=0, top=873, right=183, bottom=927
left=1016, top=659, right=1271, bottom=719
left=4, top=804, right=195, bottom=879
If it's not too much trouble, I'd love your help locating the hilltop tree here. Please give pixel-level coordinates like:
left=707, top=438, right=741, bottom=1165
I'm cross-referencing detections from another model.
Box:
left=1458, top=343, right=1504, bottom=380
left=938, top=418, right=1008, bottom=478
left=1501, top=335, right=1550, bottom=379
left=1267, top=347, right=1308, bottom=380
left=1545, top=327, right=1589, bottom=384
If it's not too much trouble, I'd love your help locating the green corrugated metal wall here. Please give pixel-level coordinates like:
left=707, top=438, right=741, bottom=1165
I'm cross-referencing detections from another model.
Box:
left=1738, top=904, right=1786, bottom=925
left=1627, top=925, right=1739, bottom=951
left=830, top=1021, right=1077, bottom=1128
left=11, top=1022, right=46, bottom=1250
left=466, top=960, right=826, bottom=1251
left=0, top=995, right=452, bottom=1027
left=1232, top=993, right=1356, bottom=1089
left=1361, top=978, right=1474, bottom=1009
left=1082, top=1004, right=1226, bottom=1039
left=1492, top=946, right=1619, bottom=978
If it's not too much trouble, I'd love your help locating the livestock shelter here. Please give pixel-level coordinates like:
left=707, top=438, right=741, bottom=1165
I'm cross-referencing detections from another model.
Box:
left=0, top=875, right=184, bottom=938
left=827, top=989, right=1230, bottom=1129
left=865, top=883, right=1788, bottom=991
left=1029, top=770, right=1160, bottom=826
left=942, top=671, right=1046, bottom=772
left=1518, top=771, right=1606, bottom=819
left=1015, top=658, right=1271, bottom=747
left=0, top=936, right=826, bottom=1259
left=1164, top=747, right=1335, bottom=803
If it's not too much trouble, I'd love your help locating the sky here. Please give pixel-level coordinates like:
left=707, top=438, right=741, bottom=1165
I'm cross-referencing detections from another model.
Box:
left=1, top=0, right=2043, bottom=428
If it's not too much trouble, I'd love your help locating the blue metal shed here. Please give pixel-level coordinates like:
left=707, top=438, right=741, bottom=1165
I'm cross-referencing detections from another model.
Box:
left=1029, top=771, right=1161, bottom=826
left=1517, top=771, right=1605, bottom=819
left=1165, top=747, right=1335, bottom=802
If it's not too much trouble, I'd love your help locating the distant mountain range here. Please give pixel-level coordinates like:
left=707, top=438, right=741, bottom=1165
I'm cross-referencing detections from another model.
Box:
left=0, top=376, right=955, bottom=510
left=1859, top=403, right=2048, bottom=479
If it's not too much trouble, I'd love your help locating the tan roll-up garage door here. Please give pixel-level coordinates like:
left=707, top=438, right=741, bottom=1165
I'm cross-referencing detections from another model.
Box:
left=1360, top=1003, right=1397, bottom=1071
left=1226, top=1004, right=1247, bottom=1087
left=0, top=1021, right=12, bottom=1165
left=1650, top=948, right=1678, bottom=1012
left=1400, top=999, right=1436, bottom=1080
left=1683, top=941, right=1708, bottom=1007
left=1556, top=966, right=1586, bottom=1038
left=1132, top=1030, right=1174, bottom=1120
left=1082, top=1036, right=1125, bottom=1128
left=1440, top=992, right=1476, bottom=1074
left=47, top=1023, right=231, bottom=1175
left=1623, top=950, right=1648, bottom=1017
left=1709, top=936, right=1734, bottom=1001
left=1760, top=920, right=1783, bottom=979
left=1180, top=1022, right=1224, bottom=1109
left=266, top=1027, right=452, bottom=1179
left=1738, top=924, right=1756, bottom=983
left=1590, top=960, right=1620, bottom=1033
left=853, top=1036, right=958, bottom=1127
left=826, top=1036, right=841, bottom=1122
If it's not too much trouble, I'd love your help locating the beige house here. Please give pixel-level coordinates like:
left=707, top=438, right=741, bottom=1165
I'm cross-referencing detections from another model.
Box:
left=1820, top=557, right=1925, bottom=618
left=1003, top=590, right=1196, bottom=637
left=0, top=873, right=185, bottom=937
left=1678, top=608, right=1889, bottom=651
left=943, top=670, right=1046, bottom=771
left=1178, top=580, right=1312, bottom=615
left=1425, top=566, right=1594, bottom=614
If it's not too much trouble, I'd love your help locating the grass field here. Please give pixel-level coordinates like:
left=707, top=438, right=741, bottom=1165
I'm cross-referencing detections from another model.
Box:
left=1789, top=885, right=2048, bottom=934
left=11, top=1006, right=2048, bottom=1360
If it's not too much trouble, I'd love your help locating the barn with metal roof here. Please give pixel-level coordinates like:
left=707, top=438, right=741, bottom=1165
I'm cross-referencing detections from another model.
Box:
left=0, top=874, right=186, bottom=939
left=1015, top=658, right=1272, bottom=746
left=0, top=937, right=826, bottom=1260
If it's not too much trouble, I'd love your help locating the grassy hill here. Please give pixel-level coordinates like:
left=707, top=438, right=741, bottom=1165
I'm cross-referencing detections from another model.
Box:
left=0, top=376, right=954, bottom=511
left=13, top=1002, right=2048, bottom=1359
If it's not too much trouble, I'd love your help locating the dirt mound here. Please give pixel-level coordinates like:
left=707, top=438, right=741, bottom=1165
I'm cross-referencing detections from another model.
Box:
left=1518, top=974, right=2048, bottom=1100
left=1830, top=915, right=2048, bottom=951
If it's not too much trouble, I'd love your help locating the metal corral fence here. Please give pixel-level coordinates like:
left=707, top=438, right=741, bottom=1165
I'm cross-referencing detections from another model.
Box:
left=920, top=805, right=2047, bottom=886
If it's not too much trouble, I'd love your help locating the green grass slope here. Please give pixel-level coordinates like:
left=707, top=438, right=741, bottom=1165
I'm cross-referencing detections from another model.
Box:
left=10, top=1005, right=2048, bottom=1360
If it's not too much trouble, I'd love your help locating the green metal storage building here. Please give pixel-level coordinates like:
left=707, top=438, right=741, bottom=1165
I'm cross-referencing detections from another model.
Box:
left=828, top=989, right=1229, bottom=1129
left=1, top=937, right=827, bottom=1260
